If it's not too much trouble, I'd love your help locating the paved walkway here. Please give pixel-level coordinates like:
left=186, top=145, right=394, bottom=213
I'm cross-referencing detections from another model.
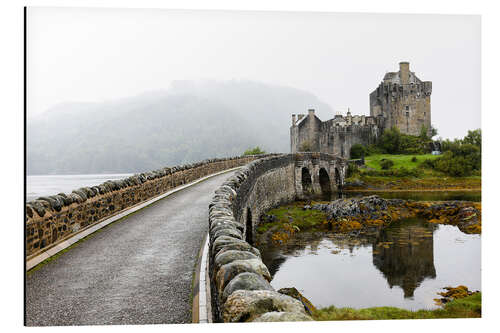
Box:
left=25, top=171, right=235, bottom=326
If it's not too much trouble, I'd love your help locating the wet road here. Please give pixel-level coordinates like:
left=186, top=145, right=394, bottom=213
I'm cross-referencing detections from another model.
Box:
left=26, top=171, right=235, bottom=326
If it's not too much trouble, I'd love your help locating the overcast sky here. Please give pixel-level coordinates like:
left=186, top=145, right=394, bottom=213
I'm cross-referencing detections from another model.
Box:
left=27, top=7, right=480, bottom=139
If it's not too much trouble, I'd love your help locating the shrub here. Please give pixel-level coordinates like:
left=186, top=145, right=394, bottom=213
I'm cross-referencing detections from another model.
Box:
left=346, top=163, right=360, bottom=178
left=379, top=127, right=402, bottom=154
left=377, top=126, right=432, bottom=154
left=462, top=129, right=481, bottom=147
left=243, top=146, right=266, bottom=155
left=350, top=144, right=367, bottom=159
left=411, top=156, right=418, bottom=163
left=380, top=159, right=394, bottom=170
left=422, top=144, right=480, bottom=177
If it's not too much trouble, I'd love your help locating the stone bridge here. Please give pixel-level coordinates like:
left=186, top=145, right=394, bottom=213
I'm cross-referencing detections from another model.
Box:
left=25, top=153, right=346, bottom=325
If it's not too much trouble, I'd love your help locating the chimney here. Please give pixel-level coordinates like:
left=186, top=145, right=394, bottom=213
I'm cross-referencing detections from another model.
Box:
left=399, top=61, right=410, bottom=85
left=308, top=109, right=315, bottom=118
left=292, top=114, right=296, bottom=126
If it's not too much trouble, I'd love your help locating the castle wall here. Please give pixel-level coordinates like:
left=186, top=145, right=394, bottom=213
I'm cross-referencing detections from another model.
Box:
left=318, top=122, right=380, bottom=159
left=370, top=64, right=432, bottom=136
left=291, top=111, right=381, bottom=159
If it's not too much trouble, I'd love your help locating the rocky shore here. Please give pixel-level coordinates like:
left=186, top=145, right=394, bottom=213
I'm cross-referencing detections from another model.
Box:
left=310, top=195, right=481, bottom=234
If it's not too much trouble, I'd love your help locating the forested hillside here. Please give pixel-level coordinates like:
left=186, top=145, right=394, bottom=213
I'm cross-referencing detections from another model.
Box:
left=27, top=80, right=333, bottom=174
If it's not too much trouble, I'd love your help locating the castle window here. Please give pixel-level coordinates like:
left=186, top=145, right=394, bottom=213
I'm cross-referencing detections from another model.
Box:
left=405, top=105, right=409, bottom=111
left=406, top=111, right=409, bottom=117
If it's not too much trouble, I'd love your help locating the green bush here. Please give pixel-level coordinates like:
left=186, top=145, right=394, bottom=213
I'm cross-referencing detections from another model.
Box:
left=422, top=143, right=480, bottom=177
left=350, top=144, right=367, bottom=159
left=411, top=156, right=418, bottom=163
left=462, top=129, right=481, bottom=147
left=377, top=126, right=432, bottom=155
left=243, top=146, right=266, bottom=155
left=346, top=163, right=360, bottom=178
left=380, top=159, right=394, bottom=170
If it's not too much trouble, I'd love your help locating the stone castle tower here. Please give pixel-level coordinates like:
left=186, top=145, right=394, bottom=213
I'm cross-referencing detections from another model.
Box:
left=290, top=62, right=432, bottom=158
left=370, top=62, right=432, bottom=136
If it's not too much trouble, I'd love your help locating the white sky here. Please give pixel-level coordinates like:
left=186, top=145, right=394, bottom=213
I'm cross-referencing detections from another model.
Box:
left=27, top=7, right=481, bottom=139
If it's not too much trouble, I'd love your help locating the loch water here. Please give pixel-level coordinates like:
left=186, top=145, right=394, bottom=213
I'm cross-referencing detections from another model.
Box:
left=258, top=215, right=481, bottom=311
left=26, top=174, right=133, bottom=201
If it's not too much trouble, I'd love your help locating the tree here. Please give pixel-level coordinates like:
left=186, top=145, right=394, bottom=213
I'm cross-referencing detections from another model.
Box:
left=379, top=127, right=402, bottom=154
left=462, top=129, right=481, bottom=147
left=350, top=144, right=367, bottom=159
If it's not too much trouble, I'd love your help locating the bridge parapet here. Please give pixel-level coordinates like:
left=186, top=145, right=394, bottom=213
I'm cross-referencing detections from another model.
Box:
left=207, top=153, right=346, bottom=322
left=25, top=154, right=276, bottom=259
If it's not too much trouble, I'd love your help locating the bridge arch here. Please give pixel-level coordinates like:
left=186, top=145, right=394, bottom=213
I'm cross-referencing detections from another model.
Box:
left=301, top=167, right=313, bottom=197
left=334, top=167, right=342, bottom=188
left=318, top=167, right=331, bottom=197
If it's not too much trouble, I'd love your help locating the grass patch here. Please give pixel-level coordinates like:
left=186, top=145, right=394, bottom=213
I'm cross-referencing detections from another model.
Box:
left=365, top=154, right=440, bottom=171
left=256, top=202, right=327, bottom=234
left=313, top=292, right=481, bottom=320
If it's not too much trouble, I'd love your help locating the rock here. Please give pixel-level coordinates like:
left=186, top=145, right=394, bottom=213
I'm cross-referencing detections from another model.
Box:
left=68, top=193, right=84, bottom=204
left=222, top=272, right=273, bottom=303
left=277, top=287, right=317, bottom=315
left=211, top=228, right=243, bottom=244
left=222, top=289, right=307, bottom=322
left=215, top=243, right=261, bottom=258
left=252, top=311, right=313, bottom=322
left=214, top=250, right=259, bottom=270
left=210, top=219, right=244, bottom=233
left=211, top=236, right=252, bottom=257
left=26, top=204, right=34, bottom=218
left=31, top=200, right=46, bottom=217
left=216, top=259, right=271, bottom=295
left=72, top=189, right=88, bottom=201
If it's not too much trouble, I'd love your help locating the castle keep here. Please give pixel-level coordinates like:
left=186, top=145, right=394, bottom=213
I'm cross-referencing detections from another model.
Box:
left=291, top=62, right=432, bottom=158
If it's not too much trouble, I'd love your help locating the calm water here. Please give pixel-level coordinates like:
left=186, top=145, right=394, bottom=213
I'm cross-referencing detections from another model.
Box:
left=27, top=174, right=133, bottom=201
left=258, top=218, right=481, bottom=310
left=339, top=190, right=481, bottom=202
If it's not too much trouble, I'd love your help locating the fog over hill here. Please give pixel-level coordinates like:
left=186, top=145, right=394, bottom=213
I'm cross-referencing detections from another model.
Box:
left=27, top=80, right=333, bottom=175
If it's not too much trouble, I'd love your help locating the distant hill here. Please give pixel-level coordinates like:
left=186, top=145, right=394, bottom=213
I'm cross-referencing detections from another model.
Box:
left=27, top=80, right=333, bottom=175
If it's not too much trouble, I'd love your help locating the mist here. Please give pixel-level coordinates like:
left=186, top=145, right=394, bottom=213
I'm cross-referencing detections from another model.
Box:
left=27, top=8, right=481, bottom=174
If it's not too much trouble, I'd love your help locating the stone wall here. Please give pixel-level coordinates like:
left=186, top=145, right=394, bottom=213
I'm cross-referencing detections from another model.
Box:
left=207, top=153, right=344, bottom=323
left=25, top=155, right=272, bottom=259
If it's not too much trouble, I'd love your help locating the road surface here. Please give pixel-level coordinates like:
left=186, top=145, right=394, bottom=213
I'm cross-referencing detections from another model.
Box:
left=26, top=170, right=235, bottom=326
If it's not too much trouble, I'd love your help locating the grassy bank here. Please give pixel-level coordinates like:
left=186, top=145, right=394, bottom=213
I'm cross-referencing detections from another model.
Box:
left=364, top=154, right=440, bottom=171
left=346, top=154, right=481, bottom=191
left=313, top=292, right=481, bottom=320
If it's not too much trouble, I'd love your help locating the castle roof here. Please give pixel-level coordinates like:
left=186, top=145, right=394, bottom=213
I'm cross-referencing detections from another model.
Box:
left=383, top=71, right=422, bottom=85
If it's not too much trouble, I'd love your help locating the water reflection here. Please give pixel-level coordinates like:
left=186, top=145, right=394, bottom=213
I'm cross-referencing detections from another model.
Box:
left=372, top=219, right=436, bottom=298
left=257, top=218, right=480, bottom=310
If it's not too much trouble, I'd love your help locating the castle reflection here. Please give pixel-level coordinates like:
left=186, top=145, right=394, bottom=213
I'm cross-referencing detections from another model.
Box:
left=372, top=218, right=437, bottom=298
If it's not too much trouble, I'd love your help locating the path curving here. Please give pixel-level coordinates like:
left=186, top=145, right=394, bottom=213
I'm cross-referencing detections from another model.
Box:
left=25, top=170, right=236, bottom=326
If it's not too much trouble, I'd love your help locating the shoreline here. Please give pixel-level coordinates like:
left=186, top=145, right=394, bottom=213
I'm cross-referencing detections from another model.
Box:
left=343, top=188, right=481, bottom=192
